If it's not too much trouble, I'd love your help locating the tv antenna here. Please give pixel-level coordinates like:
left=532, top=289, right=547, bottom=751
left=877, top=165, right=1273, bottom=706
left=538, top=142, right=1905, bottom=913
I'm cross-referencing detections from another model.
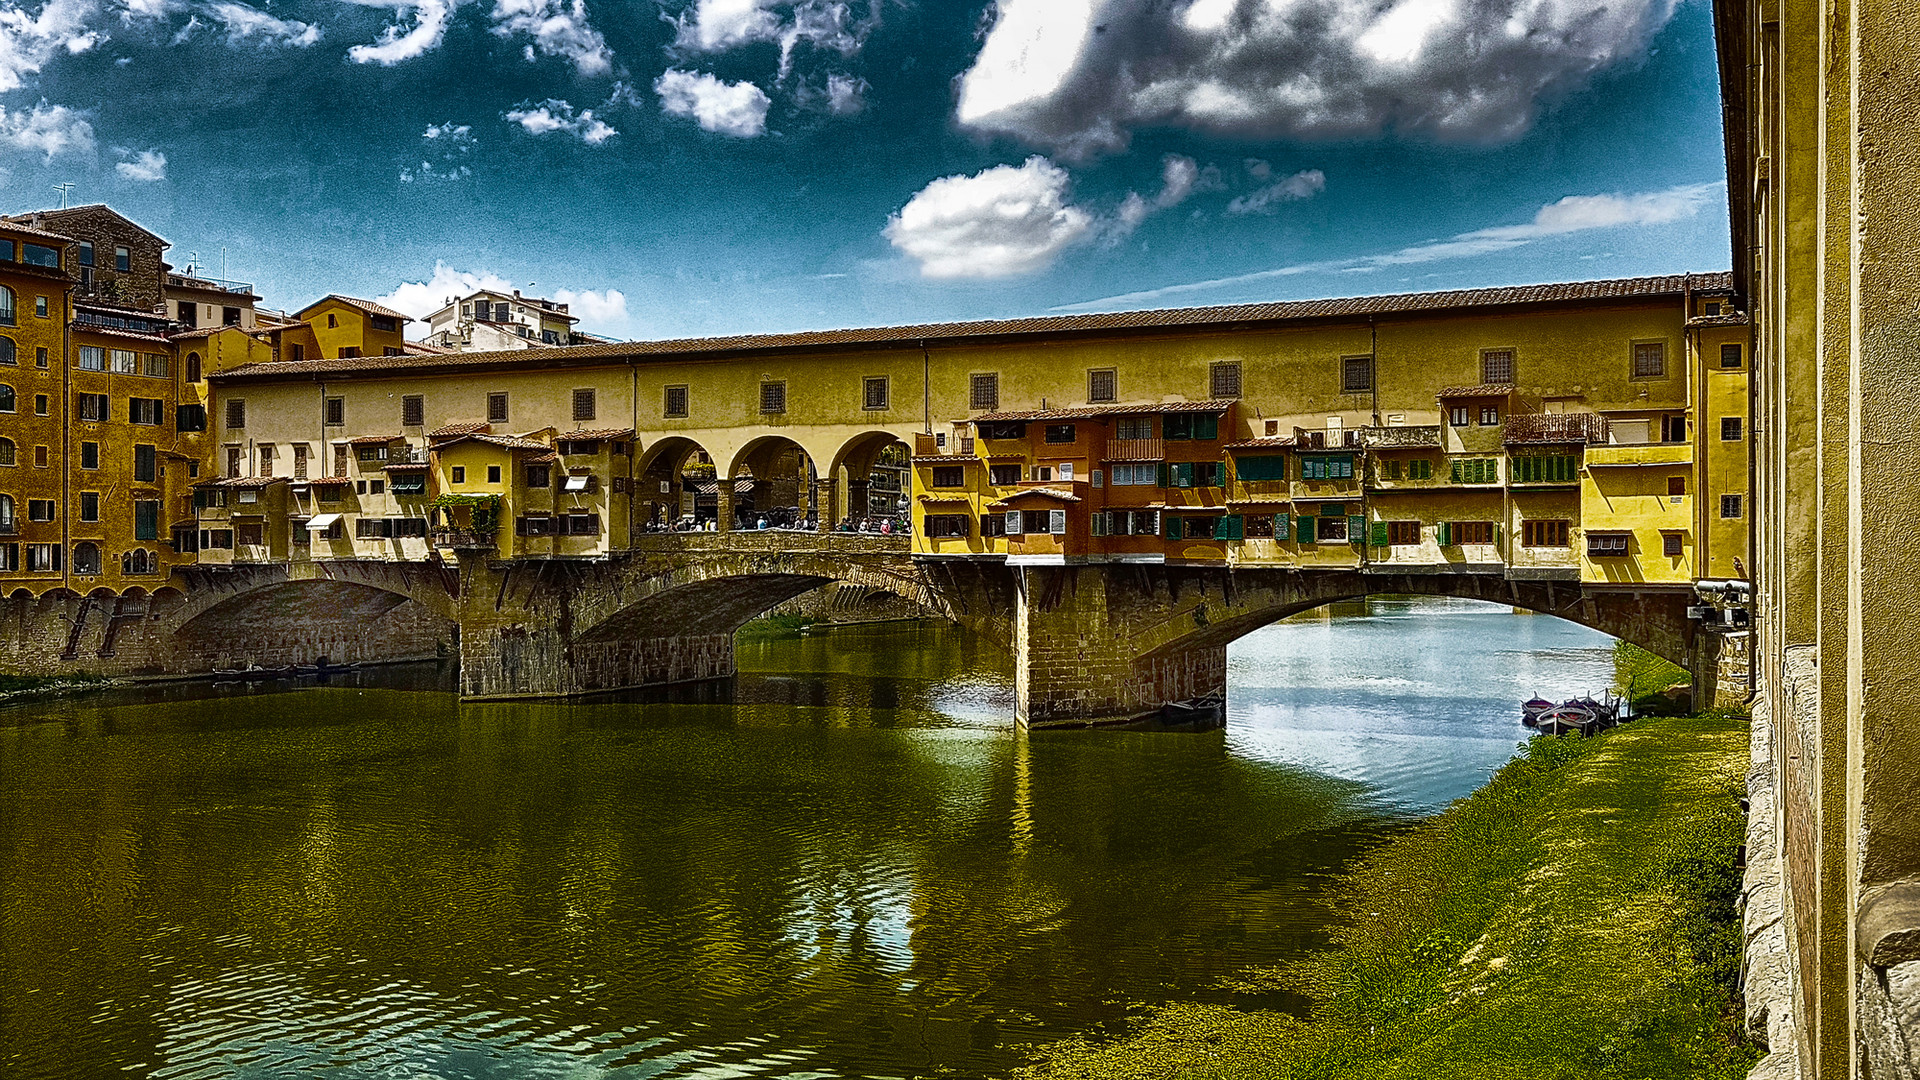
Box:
left=51, top=182, right=75, bottom=209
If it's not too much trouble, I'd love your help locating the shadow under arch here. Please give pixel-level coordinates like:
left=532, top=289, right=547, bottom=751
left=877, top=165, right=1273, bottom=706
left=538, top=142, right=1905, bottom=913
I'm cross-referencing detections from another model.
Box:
left=827, top=429, right=913, bottom=528
left=172, top=578, right=454, bottom=667
left=635, top=435, right=718, bottom=529
left=726, top=434, right=817, bottom=530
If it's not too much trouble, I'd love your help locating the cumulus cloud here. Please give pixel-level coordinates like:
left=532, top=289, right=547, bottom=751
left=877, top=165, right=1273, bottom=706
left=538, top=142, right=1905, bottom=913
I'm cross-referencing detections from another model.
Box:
left=1060, top=181, right=1725, bottom=309
left=346, top=0, right=460, bottom=65
left=1226, top=168, right=1326, bottom=215
left=1112, top=153, right=1212, bottom=238
left=0, top=100, right=94, bottom=160
left=654, top=68, right=769, bottom=137
left=206, top=1, right=319, bottom=45
left=672, top=0, right=872, bottom=79
left=489, top=0, right=608, bottom=73
left=885, top=155, right=1096, bottom=279
left=823, top=71, right=863, bottom=114
left=0, top=0, right=102, bottom=93
left=401, top=120, right=474, bottom=181
left=114, top=146, right=165, bottom=180
left=956, top=0, right=1679, bottom=159
left=505, top=98, right=615, bottom=143
left=376, top=263, right=630, bottom=337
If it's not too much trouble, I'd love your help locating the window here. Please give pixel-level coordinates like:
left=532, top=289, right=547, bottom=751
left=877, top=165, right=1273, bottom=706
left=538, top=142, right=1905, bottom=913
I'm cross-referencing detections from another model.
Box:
left=1661, top=532, right=1685, bottom=557
left=1587, top=531, right=1630, bottom=557
left=114, top=246, right=131, bottom=272
left=1300, top=454, right=1354, bottom=480
left=1387, top=520, right=1421, bottom=546
left=0, top=438, right=10, bottom=466
left=134, top=500, right=159, bottom=541
left=663, top=386, right=687, bottom=418
left=220, top=305, right=242, bottom=327
left=572, top=388, right=596, bottom=421
left=1705, top=301, right=1722, bottom=316
left=1668, top=475, right=1687, bottom=497
left=526, top=465, right=551, bottom=488
left=482, top=392, right=510, bottom=423
left=518, top=515, right=555, bottom=536
left=970, top=373, right=999, bottom=412
left=1115, top=416, right=1152, bottom=441
left=0, top=337, right=12, bottom=366
left=366, top=313, right=399, bottom=332
left=932, top=465, right=967, bottom=488
left=1243, top=514, right=1276, bottom=539
left=25, top=543, right=60, bottom=571
left=1479, top=406, right=1500, bottom=426
left=76, top=240, right=92, bottom=266
left=1208, top=361, right=1242, bottom=399
left=1161, top=414, right=1219, bottom=441
left=80, top=442, right=98, bottom=469
left=863, top=376, right=888, bottom=411
left=390, top=473, right=425, bottom=495
left=1721, top=494, right=1744, bottom=518
left=494, top=302, right=510, bottom=323
left=143, top=353, right=167, bottom=377
left=226, top=399, right=245, bottom=429
left=293, top=444, right=308, bottom=478
left=1511, top=455, right=1576, bottom=483
left=35, top=347, right=46, bottom=369
left=324, top=397, right=345, bottom=426
left=0, top=384, right=11, bottom=413
left=1342, top=355, right=1373, bottom=392
left=1721, top=417, right=1744, bottom=441
left=226, top=446, right=242, bottom=478
left=402, top=395, right=425, bottom=426
left=177, top=301, right=198, bottom=327
left=326, top=313, right=338, bottom=328
left=33, top=296, right=45, bottom=318
left=923, top=514, right=970, bottom=538
left=1661, top=415, right=1688, bottom=443
left=0, top=287, right=10, bottom=327
left=1631, top=342, right=1666, bottom=378
left=759, top=381, right=787, bottom=414
left=1032, top=465, right=1054, bottom=482
left=1234, top=454, right=1288, bottom=481
left=77, top=393, right=108, bottom=422
left=133, top=444, right=156, bottom=482
left=1044, top=424, right=1076, bottom=444
left=1720, top=343, right=1743, bottom=369
left=0, top=543, right=13, bottom=571
left=33, top=395, right=44, bottom=416
left=27, top=499, right=53, bottom=521
left=79, top=491, right=98, bottom=522
left=129, top=398, right=161, bottom=425
left=1450, top=458, right=1499, bottom=484
left=487, top=465, right=501, bottom=484
left=981, top=512, right=1008, bottom=538
left=1316, top=515, right=1348, bottom=542
left=176, top=404, right=207, bottom=432
left=79, top=345, right=104, bottom=371
left=560, top=512, right=601, bottom=536
left=111, top=349, right=138, bottom=374
left=1521, top=519, right=1569, bottom=547
left=451, top=466, right=466, bottom=484
left=1450, top=521, right=1495, bottom=545
left=69, top=541, right=102, bottom=575
left=259, top=445, right=276, bottom=478
left=289, top=344, right=304, bottom=362
left=356, top=518, right=394, bottom=539
left=333, top=444, right=349, bottom=477
left=1449, top=405, right=1470, bottom=426
left=1481, top=349, right=1514, bottom=384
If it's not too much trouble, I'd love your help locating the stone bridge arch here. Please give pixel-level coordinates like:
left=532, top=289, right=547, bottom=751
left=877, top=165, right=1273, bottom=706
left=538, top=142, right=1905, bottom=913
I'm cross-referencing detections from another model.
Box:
left=167, top=562, right=458, bottom=671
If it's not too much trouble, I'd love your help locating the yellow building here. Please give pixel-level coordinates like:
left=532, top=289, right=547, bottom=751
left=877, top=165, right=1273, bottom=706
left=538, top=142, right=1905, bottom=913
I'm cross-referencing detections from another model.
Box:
left=296, top=295, right=411, bottom=359
left=0, top=220, right=75, bottom=585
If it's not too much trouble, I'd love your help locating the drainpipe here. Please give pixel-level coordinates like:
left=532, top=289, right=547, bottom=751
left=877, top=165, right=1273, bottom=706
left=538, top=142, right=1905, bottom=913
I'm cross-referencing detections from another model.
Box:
left=922, top=341, right=931, bottom=435
left=61, top=289, right=71, bottom=590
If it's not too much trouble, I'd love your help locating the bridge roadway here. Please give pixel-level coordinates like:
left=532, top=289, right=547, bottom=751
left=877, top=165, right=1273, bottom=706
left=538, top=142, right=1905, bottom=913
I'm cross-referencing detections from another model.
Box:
left=142, top=532, right=1714, bottom=728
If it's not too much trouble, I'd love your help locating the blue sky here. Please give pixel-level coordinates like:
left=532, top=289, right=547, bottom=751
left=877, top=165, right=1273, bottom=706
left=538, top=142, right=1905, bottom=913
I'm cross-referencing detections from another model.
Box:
left=5, top=0, right=1729, bottom=339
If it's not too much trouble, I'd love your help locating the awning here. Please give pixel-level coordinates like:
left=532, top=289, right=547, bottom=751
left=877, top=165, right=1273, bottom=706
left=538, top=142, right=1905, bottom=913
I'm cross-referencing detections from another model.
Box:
left=563, top=475, right=591, bottom=492
left=305, top=513, right=342, bottom=530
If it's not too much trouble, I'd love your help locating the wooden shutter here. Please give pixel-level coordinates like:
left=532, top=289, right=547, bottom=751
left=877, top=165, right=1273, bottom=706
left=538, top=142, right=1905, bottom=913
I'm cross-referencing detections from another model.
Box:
left=1221, top=515, right=1244, bottom=541
left=1049, top=509, right=1066, bottom=535
left=1005, top=510, right=1022, bottom=535
left=1277, top=512, right=1290, bottom=539
left=1166, top=515, right=1183, bottom=541
left=1296, top=515, right=1314, bottom=544
left=1348, top=514, right=1365, bottom=540
left=1194, top=414, right=1218, bottom=440
left=1091, top=511, right=1106, bottom=537
left=1370, top=521, right=1389, bottom=546
left=1439, top=521, right=1452, bottom=546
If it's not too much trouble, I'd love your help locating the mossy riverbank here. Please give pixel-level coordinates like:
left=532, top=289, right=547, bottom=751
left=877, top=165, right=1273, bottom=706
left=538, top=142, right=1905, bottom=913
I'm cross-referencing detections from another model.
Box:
left=1021, top=714, right=1759, bottom=1080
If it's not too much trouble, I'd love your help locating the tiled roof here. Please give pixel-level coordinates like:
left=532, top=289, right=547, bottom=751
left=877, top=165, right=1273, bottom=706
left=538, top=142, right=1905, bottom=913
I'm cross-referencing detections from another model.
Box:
left=76, top=325, right=171, bottom=344
left=1437, top=384, right=1515, bottom=399
left=430, top=422, right=491, bottom=437
left=989, top=487, right=1082, bottom=504
left=299, top=294, right=413, bottom=322
left=1687, top=313, right=1751, bottom=327
left=0, top=219, right=72, bottom=242
left=526, top=451, right=559, bottom=464
left=437, top=433, right=549, bottom=451
left=973, top=400, right=1235, bottom=422
left=558, top=428, right=634, bottom=440
left=382, top=461, right=429, bottom=470
left=299, top=476, right=352, bottom=485
left=194, top=476, right=286, bottom=489
left=347, top=434, right=402, bottom=445
left=211, top=273, right=1730, bottom=383
left=168, top=326, right=239, bottom=340
left=1223, top=436, right=1300, bottom=449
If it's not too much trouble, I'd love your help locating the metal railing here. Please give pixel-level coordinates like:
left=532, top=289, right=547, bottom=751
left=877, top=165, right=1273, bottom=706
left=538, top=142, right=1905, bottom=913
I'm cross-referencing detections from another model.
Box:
left=167, top=273, right=256, bottom=295
left=1505, top=413, right=1610, bottom=445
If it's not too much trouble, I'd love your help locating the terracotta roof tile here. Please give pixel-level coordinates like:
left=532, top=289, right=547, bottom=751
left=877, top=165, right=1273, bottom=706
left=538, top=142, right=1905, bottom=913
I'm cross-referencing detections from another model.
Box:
left=347, top=434, right=402, bottom=445
left=299, top=476, right=353, bottom=485
left=558, top=428, right=635, bottom=440
left=1223, top=436, right=1300, bottom=449
left=76, top=325, right=171, bottom=345
left=974, top=400, right=1235, bottom=422
left=429, top=422, right=491, bottom=437
left=210, top=273, right=1730, bottom=384
left=299, top=294, right=413, bottom=322
left=436, top=433, right=549, bottom=451
left=0, top=220, right=72, bottom=242
left=989, top=487, right=1082, bottom=505
left=1437, top=384, right=1515, bottom=399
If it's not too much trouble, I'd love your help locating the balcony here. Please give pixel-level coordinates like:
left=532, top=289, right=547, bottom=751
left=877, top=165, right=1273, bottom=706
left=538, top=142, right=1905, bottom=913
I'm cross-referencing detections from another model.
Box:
left=432, top=528, right=498, bottom=550
left=1505, top=413, right=1610, bottom=445
left=383, top=446, right=430, bottom=466
left=1584, top=443, right=1693, bottom=467
left=1358, top=425, right=1441, bottom=448
left=167, top=272, right=256, bottom=295
left=1104, top=438, right=1163, bottom=461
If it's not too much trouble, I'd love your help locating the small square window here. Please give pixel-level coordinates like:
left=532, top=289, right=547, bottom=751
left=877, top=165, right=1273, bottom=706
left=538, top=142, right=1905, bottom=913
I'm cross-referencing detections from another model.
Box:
left=1449, top=405, right=1470, bottom=427
left=572, top=388, right=596, bottom=421
left=970, top=373, right=998, bottom=412
left=1721, top=494, right=1744, bottom=519
left=1479, top=406, right=1500, bottom=426
left=1721, top=417, right=1744, bottom=441
left=488, top=392, right=510, bottom=422
left=863, top=376, right=888, bottom=411
left=1632, top=342, right=1666, bottom=378
left=1210, top=361, right=1242, bottom=399
left=1662, top=532, right=1685, bottom=557
left=1088, top=368, right=1116, bottom=403
left=114, top=245, right=131, bottom=272
left=324, top=397, right=345, bottom=426
left=1342, top=356, right=1373, bottom=393
left=760, top=381, right=787, bottom=414
left=664, top=385, right=688, bottom=418
left=1705, top=301, right=1722, bottom=316
left=1720, top=343, right=1743, bottom=368
left=1481, top=349, right=1514, bottom=384
left=487, top=465, right=501, bottom=484
left=451, top=466, right=466, bottom=483
left=1668, top=476, right=1686, bottom=496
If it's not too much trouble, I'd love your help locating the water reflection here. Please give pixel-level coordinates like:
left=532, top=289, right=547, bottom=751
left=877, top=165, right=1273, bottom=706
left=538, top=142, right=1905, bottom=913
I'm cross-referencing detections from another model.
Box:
left=0, top=597, right=1612, bottom=1079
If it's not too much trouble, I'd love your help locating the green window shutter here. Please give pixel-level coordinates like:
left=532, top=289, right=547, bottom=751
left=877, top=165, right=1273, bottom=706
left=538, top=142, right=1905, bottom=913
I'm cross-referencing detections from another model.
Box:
left=1296, top=515, right=1315, bottom=544
left=1091, top=511, right=1106, bottom=537
left=1222, top=514, right=1244, bottom=541
left=1322, top=502, right=1344, bottom=517
left=1236, top=454, right=1287, bottom=481
left=1451, top=459, right=1464, bottom=483
left=1277, top=512, right=1291, bottom=539
left=1370, top=521, right=1389, bottom=546
left=1177, top=462, right=1195, bottom=488
left=1195, top=414, right=1218, bottom=440
left=1338, top=456, right=1353, bottom=479
left=1348, top=515, right=1365, bottom=539
left=1157, top=462, right=1170, bottom=487
left=1166, top=515, right=1183, bottom=541
left=1439, top=521, right=1452, bottom=546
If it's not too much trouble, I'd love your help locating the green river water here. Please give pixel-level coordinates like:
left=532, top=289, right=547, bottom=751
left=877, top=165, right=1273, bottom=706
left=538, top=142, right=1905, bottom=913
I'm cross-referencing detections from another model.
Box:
left=0, top=597, right=1615, bottom=1079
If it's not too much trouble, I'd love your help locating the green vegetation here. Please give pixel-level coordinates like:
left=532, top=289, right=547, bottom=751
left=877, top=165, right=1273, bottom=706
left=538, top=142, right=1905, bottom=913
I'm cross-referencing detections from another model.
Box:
left=1020, top=715, right=1758, bottom=1080
left=0, top=672, right=108, bottom=696
left=1613, top=641, right=1691, bottom=713
left=736, top=613, right=818, bottom=639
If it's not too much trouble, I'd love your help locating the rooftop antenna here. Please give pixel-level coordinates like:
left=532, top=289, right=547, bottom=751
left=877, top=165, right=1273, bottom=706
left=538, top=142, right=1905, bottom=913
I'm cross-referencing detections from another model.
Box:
left=187, top=250, right=201, bottom=276
left=51, top=182, right=75, bottom=209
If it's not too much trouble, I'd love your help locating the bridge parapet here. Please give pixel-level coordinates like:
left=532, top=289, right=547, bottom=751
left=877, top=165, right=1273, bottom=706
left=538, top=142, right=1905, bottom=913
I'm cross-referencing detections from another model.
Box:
left=626, top=532, right=910, bottom=557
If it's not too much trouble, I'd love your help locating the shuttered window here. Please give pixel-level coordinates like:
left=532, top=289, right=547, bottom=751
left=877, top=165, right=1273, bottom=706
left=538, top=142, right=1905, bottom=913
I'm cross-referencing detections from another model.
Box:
left=1301, top=454, right=1353, bottom=480
left=1387, top=520, right=1420, bottom=545
left=1512, top=455, right=1577, bottom=483
left=1234, top=454, right=1288, bottom=481
left=930, top=466, right=965, bottom=488
left=1450, top=458, right=1499, bottom=484
left=1450, top=521, right=1495, bottom=545
left=1088, top=368, right=1116, bottom=403
left=1521, top=520, right=1569, bottom=547
left=1048, top=509, right=1066, bottom=534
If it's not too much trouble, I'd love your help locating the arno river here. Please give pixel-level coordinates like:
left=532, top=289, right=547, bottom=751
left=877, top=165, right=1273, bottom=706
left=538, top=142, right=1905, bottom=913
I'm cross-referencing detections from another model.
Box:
left=0, top=596, right=1613, bottom=1079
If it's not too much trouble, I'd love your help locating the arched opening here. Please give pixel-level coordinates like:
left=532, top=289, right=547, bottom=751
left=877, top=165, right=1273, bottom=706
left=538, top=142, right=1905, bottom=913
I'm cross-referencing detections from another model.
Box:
left=185, top=351, right=201, bottom=383
left=73, top=542, right=101, bottom=576
left=634, top=436, right=720, bottom=531
left=0, top=438, right=15, bottom=466
left=728, top=435, right=819, bottom=532
left=828, top=430, right=913, bottom=534
left=174, top=579, right=454, bottom=670
left=0, top=493, right=13, bottom=528
left=121, top=549, right=158, bottom=577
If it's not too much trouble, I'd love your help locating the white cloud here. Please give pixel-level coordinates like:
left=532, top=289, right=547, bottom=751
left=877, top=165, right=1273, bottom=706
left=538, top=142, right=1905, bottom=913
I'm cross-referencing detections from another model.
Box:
left=0, top=100, right=94, bottom=160
left=346, top=0, right=459, bottom=65
left=1226, top=168, right=1326, bottom=215
left=672, top=0, right=872, bottom=80
left=489, top=0, right=608, bottom=74
left=1058, top=181, right=1725, bottom=309
left=401, top=121, right=474, bottom=181
left=114, top=146, right=165, bottom=180
left=206, top=1, right=318, bottom=45
left=823, top=70, right=863, bottom=114
left=957, top=0, right=1679, bottom=159
left=1112, top=153, right=1210, bottom=238
left=551, top=286, right=627, bottom=332
left=654, top=68, right=769, bottom=137
left=423, top=120, right=470, bottom=141
left=376, top=263, right=630, bottom=338
left=504, top=98, right=615, bottom=143
left=884, top=155, right=1095, bottom=279
left=0, top=0, right=102, bottom=93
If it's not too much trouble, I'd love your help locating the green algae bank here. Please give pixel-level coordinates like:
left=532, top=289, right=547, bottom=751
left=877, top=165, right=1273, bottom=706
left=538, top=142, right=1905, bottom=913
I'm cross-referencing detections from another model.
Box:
left=1, top=598, right=1659, bottom=1078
